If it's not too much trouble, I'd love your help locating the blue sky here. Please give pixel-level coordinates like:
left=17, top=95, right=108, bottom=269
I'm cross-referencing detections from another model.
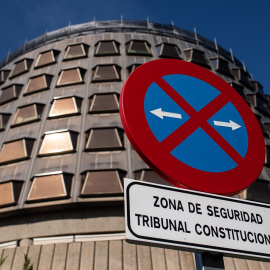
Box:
left=1, top=0, right=269, bottom=93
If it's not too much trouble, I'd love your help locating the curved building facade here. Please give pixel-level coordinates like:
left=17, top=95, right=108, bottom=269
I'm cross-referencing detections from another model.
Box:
left=0, top=20, right=269, bottom=269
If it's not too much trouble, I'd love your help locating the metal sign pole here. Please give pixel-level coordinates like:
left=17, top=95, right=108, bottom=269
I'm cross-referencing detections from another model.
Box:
left=195, top=253, right=225, bottom=270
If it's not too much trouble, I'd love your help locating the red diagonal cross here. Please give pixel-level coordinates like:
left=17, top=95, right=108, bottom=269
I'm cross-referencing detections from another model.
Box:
left=155, top=77, right=244, bottom=165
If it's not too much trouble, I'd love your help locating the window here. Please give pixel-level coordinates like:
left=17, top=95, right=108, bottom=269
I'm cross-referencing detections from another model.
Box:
left=156, top=43, right=181, bottom=59
left=57, top=68, right=86, bottom=87
left=126, top=40, right=152, bottom=56
left=0, top=181, right=23, bottom=207
left=246, top=94, right=269, bottom=115
left=27, top=172, right=72, bottom=202
left=134, top=169, right=171, bottom=186
left=0, top=84, right=22, bottom=105
left=80, top=170, right=125, bottom=196
left=0, top=70, right=10, bottom=85
left=92, top=65, right=121, bottom=82
left=12, top=103, right=44, bottom=126
left=95, top=40, right=120, bottom=56
left=228, top=82, right=246, bottom=100
left=35, top=50, right=59, bottom=68
left=85, top=128, right=124, bottom=151
left=265, top=146, right=270, bottom=168
left=127, top=64, right=141, bottom=75
left=49, top=96, right=82, bottom=118
left=251, top=81, right=264, bottom=96
left=246, top=179, right=270, bottom=204
left=89, top=93, right=119, bottom=114
left=210, top=57, right=233, bottom=78
left=25, top=74, right=53, bottom=95
left=10, top=59, right=33, bottom=78
left=39, top=130, right=78, bottom=156
left=64, top=44, right=89, bottom=60
left=184, top=48, right=210, bottom=68
left=231, top=68, right=252, bottom=88
left=254, top=114, right=268, bottom=136
left=0, top=113, right=11, bottom=131
left=0, top=138, right=35, bottom=165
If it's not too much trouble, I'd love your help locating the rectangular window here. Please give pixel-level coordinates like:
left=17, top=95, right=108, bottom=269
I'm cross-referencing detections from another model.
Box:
left=95, top=41, right=120, bottom=56
left=184, top=48, right=210, bottom=68
left=64, top=44, right=89, bottom=60
left=0, top=138, right=34, bottom=165
left=126, top=40, right=152, bottom=56
left=0, top=84, right=22, bottom=105
left=12, top=103, right=44, bottom=126
left=89, top=93, right=119, bottom=114
left=39, top=130, right=77, bottom=156
left=85, top=128, right=124, bottom=151
left=80, top=170, right=124, bottom=196
left=231, top=68, right=252, bottom=88
left=127, top=64, right=141, bottom=75
left=134, top=169, right=171, bottom=186
left=57, top=68, right=85, bottom=87
left=0, top=181, right=23, bottom=207
left=10, top=59, right=33, bottom=78
left=49, top=96, right=82, bottom=118
left=27, top=172, right=72, bottom=202
left=210, top=57, right=233, bottom=78
left=156, top=43, right=181, bottom=59
left=0, top=70, right=10, bottom=85
left=35, top=50, right=59, bottom=68
left=92, top=65, right=121, bottom=82
left=246, top=179, right=270, bottom=204
left=25, top=74, right=52, bottom=95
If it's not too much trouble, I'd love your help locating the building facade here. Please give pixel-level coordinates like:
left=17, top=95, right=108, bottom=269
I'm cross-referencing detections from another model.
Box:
left=0, top=20, right=269, bottom=269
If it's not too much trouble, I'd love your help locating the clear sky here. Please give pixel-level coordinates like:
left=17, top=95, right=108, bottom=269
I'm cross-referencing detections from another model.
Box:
left=0, top=0, right=269, bottom=93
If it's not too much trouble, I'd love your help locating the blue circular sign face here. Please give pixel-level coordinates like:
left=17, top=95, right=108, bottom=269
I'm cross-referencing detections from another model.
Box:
left=120, top=59, right=265, bottom=195
left=144, top=74, right=248, bottom=173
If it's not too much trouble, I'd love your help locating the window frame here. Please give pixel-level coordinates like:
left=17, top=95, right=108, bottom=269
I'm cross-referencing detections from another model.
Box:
left=48, top=96, right=83, bottom=119
left=85, top=127, right=124, bottom=152
left=88, top=92, right=119, bottom=114
left=184, top=48, right=210, bottom=69
left=127, top=64, right=141, bottom=75
left=94, top=40, right=120, bottom=56
left=0, top=70, right=10, bottom=85
left=0, top=84, right=23, bottom=105
left=35, top=49, right=59, bottom=68
left=63, top=43, right=89, bottom=61
left=0, top=113, right=11, bottom=131
left=126, top=40, right=152, bottom=56
left=9, top=58, right=33, bottom=79
left=24, top=74, right=53, bottom=95
left=210, top=57, right=234, bottom=78
left=92, top=64, right=121, bottom=82
left=11, top=103, right=44, bottom=127
left=156, top=43, right=182, bottom=59
left=57, top=67, right=86, bottom=87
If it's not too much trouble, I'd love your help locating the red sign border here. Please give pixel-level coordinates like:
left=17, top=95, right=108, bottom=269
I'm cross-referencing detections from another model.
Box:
left=120, top=59, right=265, bottom=195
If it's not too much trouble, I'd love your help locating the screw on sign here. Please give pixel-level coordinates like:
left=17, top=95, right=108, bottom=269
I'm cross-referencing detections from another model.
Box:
left=120, top=59, right=265, bottom=195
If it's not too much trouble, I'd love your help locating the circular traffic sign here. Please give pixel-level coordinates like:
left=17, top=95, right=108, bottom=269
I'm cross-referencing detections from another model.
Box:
left=120, top=59, right=265, bottom=195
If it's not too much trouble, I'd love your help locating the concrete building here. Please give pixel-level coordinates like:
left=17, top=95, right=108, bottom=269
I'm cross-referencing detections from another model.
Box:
left=0, top=20, right=269, bottom=269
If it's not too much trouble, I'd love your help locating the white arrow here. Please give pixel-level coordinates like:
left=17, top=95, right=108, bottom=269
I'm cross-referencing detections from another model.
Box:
left=213, top=120, right=241, bottom=131
left=150, top=108, right=182, bottom=119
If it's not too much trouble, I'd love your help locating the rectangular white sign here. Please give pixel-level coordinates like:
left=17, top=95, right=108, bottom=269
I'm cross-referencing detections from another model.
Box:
left=124, top=179, right=270, bottom=261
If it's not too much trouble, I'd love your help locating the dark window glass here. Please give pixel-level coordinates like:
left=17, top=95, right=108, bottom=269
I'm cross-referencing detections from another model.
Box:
left=228, top=82, right=246, bottom=100
left=134, top=169, right=171, bottom=186
left=231, top=68, right=251, bottom=88
left=95, top=41, right=120, bottom=56
left=184, top=49, right=210, bottom=68
left=0, top=70, right=10, bottom=85
left=127, top=64, right=141, bottom=75
left=251, top=81, right=264, bottom=96
left=80, top=170, right=124, bottom=196
left=25, top=74, right=52, bottom=95
left=27, top=173, right=72, bottom=202
left=156, top=44, right=181, bottom=59
left=10, top=59, right=33, bottom=78
left=85, top=128, right=124, bottom=151
left=35, top=50, right=59, bottom=68
left=247, top=94, right=269, bottom=116
left=0, top=181, right=23, bottom=207
left=0, top=84, right=22, bottom=105
left=64, top=44, right=89, bottom=60
left=246, top=179, right=270, bottom=204
left=0, top=114, right=11, bottom=131
left=12, top=104, right=44, bottom=126
left=49, top=96, right=82, bottom=118
left=263, top=122, right=270, bottom=136
left=210, top=57, right=233, bottom=77
left=89, top=93, right=119, bottom=113
left=92, top=65, right=121, bottom=82
left=57, top=68, right=85, bottom=86
left=126, top=40, right=152, bottom=56
left=39, top=130, right=78, bottom=156
left=0, top=138, right=34, bottom=165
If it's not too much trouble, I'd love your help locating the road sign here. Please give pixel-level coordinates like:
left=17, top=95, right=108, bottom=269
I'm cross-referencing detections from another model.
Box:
left=120, top=59, right=265, bottom=195
left=125, top=179, right=270, bottom=261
